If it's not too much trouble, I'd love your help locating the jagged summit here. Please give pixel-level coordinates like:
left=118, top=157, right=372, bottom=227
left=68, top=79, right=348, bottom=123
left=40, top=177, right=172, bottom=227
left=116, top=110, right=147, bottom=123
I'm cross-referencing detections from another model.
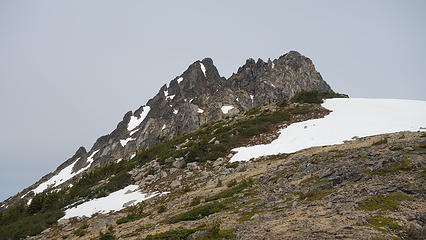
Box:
left=5, top=51, right=333, bottom=204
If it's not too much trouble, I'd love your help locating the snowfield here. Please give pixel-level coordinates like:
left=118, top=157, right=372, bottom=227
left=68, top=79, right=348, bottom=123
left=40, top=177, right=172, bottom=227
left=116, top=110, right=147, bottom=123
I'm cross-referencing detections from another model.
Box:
left=230, top=98, right=426, bottom=162
left=32, top=150, right=100, bottom=194
left=61, top=185, right=168, bottom=219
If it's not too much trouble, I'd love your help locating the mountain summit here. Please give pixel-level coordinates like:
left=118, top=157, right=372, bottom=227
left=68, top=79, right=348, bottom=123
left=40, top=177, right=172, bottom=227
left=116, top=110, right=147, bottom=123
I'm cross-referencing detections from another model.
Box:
left=2, top=51, right=424, bottom=240
left=9, top=51, right=333, bottom=202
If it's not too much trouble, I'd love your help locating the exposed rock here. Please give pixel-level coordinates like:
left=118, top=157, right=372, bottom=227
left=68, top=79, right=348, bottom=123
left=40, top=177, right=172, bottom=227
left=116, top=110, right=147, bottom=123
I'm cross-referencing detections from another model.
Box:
left=170, top=179, right=181, bottom=189
left=172, top=159, right=186, bottom=169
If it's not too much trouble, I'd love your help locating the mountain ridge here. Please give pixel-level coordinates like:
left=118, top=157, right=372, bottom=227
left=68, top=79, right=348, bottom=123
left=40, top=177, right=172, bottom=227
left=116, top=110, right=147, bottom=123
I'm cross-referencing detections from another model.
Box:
left=2, top=51, right=333, bottom=207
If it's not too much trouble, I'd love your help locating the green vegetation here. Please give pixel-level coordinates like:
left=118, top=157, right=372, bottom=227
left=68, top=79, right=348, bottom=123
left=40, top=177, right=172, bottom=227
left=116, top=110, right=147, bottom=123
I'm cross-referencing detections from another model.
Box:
left=276, top=100, right=288, bottom=108
left=157, top=205, right=167, bottom=213
left=169, top=203, right=226, bottom=223
left=296, top=189, right=331, bottom=201
left=372, top=138, right=388, bottom=146
left=0, top=100, right=323, bottom=239
left=369, top=159, right=411, bottom=175
left=206, top=179, right=253, bottom=202
left=98, top=231, right=117, bottom=240
left=367, top=216, right=401, bottom=232
left=189, top=196, right=202, bottom=206
left=144, top=224, right=235, bottom=240
left=244, top=107, right=261, bottom=116
left=291, top=90, right=348, bottom=104
left=0, top=208, right=64, bottom=240
left=226, top=179, right=237, bottom=188
left=357, top=192, right=414, bottom=211
left=134, top=104, right=294, bottom=165
left=225, top=162, right=239, bottom=169
left=116, top=204, right=149, bottom=225
left=289, top=105, right=313, bottom=115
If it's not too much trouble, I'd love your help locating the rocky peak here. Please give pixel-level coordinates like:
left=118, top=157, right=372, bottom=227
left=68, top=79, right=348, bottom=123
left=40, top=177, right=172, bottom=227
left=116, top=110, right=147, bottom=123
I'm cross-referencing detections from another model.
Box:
left=12, top=51, right=335, bottom=201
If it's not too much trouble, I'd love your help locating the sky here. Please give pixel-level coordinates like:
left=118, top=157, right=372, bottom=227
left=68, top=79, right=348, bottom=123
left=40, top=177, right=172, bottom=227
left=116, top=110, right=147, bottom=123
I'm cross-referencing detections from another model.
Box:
left=0, top=0, right=425, bottom=201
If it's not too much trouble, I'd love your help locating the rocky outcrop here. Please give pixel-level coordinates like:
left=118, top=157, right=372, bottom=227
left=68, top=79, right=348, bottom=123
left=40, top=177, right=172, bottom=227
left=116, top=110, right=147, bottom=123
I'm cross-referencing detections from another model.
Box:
left=9, top=50, right=334, bottom=202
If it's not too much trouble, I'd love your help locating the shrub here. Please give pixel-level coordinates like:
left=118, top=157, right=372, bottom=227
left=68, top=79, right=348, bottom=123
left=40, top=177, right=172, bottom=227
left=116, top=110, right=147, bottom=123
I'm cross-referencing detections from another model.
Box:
left=296, top=189, right=331, bottom=201
left=276, top=100, right=288, bottom=108
left=157, top=205, right=167, bottom=213
left=291, top=90, right=325, bottom=104
left=369, top=159, right=411, bottom=175
left=169, top=203, right=226, bottom=223
left=357, top=192, right=414, bottom=211
left=189, top=197, right=201, bottom=207
left=367, top=216, right=401, bottom=231
left=291, top=90, right=348, bottom=104
left=99, top=231, right=117, bottom=240
left=206, top=179, right=252, bottom=202
left=226, top=179, right=237, bottom=188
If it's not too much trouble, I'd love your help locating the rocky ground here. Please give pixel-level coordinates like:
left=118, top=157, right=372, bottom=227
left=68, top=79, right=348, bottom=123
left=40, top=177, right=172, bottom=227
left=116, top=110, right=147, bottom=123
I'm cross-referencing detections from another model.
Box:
left=30, top=131, right=426, bottom=240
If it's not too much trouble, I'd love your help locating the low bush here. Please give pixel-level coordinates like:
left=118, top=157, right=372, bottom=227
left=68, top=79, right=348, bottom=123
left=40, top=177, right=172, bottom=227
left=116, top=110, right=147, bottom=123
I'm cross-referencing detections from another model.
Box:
left=367, top=216, right=401, bottom=231
left=357, top=192, right=414, bottom=211
left=291, top=90, right=348, bottom=104
left=169, top=203, right=226, bottom=223
left=206, top=179, right=252, bottom=202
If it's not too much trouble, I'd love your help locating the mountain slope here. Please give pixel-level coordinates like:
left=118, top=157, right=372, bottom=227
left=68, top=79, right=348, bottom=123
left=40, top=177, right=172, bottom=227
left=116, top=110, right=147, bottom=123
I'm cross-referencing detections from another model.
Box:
left=3, top=51, right=333, bottom=206
left=1, top=51, right=425, bottom=240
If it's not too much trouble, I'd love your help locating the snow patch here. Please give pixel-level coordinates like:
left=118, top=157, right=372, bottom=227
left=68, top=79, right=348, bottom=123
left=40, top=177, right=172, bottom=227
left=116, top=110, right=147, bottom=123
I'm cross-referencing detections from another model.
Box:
left=177, top=77, right=183, bottom=84
left=221, top=105, right=234, bottom=114
left=61, top=185, right=168, bottom=219
left=130, top=153, right=136, bottom=159
left=250, top=95, right=254, bottom=102
left=116, top=158, right=122, bottom=163
left=120, top=138, right=135, bottom=147
left=200, top=62, right=206, bottom=77
left=32, top=149, right=99, bottom=194
left=161, top=124, right=166, bottom=130
left=230, top=98, right=426, bottom=162
left=129, top=128, right=140, bottom=136
left=173, top=109, right=179, bottom=114
left=197, top=108, right=204, bottom=113
left=127, top=106, right=150, bottom=131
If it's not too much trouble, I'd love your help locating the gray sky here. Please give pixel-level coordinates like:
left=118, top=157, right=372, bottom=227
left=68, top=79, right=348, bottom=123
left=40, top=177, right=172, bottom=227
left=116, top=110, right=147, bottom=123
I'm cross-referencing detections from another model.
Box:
left=1, top=0, right=425, bottom=201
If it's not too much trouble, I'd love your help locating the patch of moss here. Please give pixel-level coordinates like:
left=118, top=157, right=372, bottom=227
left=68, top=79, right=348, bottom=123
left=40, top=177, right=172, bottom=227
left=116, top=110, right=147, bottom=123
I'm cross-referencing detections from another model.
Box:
left=296, top=189, right=332, bottom=201
left=206, top=179, right=253, bottom=202
left=300, top=176, right=324, bottom=185
left=369, top=159, right=411, bottom=176
left=357, top=192, right=414, bottom=211
left=367, top=216, right=402, bottom=232
left=143, top=225, right=235, bottom=240
left=169, top=203, right=226, bottom=223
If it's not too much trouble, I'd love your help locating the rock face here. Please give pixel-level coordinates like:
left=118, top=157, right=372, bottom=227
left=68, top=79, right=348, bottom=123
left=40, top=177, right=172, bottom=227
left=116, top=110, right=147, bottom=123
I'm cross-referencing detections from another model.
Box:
left=12, top=51, right=333, bottom=200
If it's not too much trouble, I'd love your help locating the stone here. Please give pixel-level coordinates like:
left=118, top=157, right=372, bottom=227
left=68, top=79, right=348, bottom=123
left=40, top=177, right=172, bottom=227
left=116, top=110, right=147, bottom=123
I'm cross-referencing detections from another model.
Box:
left=170, top=179, right=181, bottom=188
left=172, top=158, right=186, bottom=169
left=187, top=162, right=200, bottom=171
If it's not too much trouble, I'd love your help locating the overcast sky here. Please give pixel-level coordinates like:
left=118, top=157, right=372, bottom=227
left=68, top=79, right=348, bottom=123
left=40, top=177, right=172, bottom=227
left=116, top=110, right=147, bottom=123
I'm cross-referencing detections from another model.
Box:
left=1, top=0, right=425, bottom=201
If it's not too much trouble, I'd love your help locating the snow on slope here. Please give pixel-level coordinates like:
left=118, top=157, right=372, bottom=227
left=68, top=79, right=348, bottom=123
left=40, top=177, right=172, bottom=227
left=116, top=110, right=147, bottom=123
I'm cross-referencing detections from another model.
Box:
left=231, top=98, right=426, bottom=162
left=120, top=137, right=135, bottom=147
left=32, top=150, right=100, bottom=194
left=127, top=106, right=151, bottom=131
left=221, top=105, right=234, bottom=114
left=61, top=185, right=168, bottom=219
